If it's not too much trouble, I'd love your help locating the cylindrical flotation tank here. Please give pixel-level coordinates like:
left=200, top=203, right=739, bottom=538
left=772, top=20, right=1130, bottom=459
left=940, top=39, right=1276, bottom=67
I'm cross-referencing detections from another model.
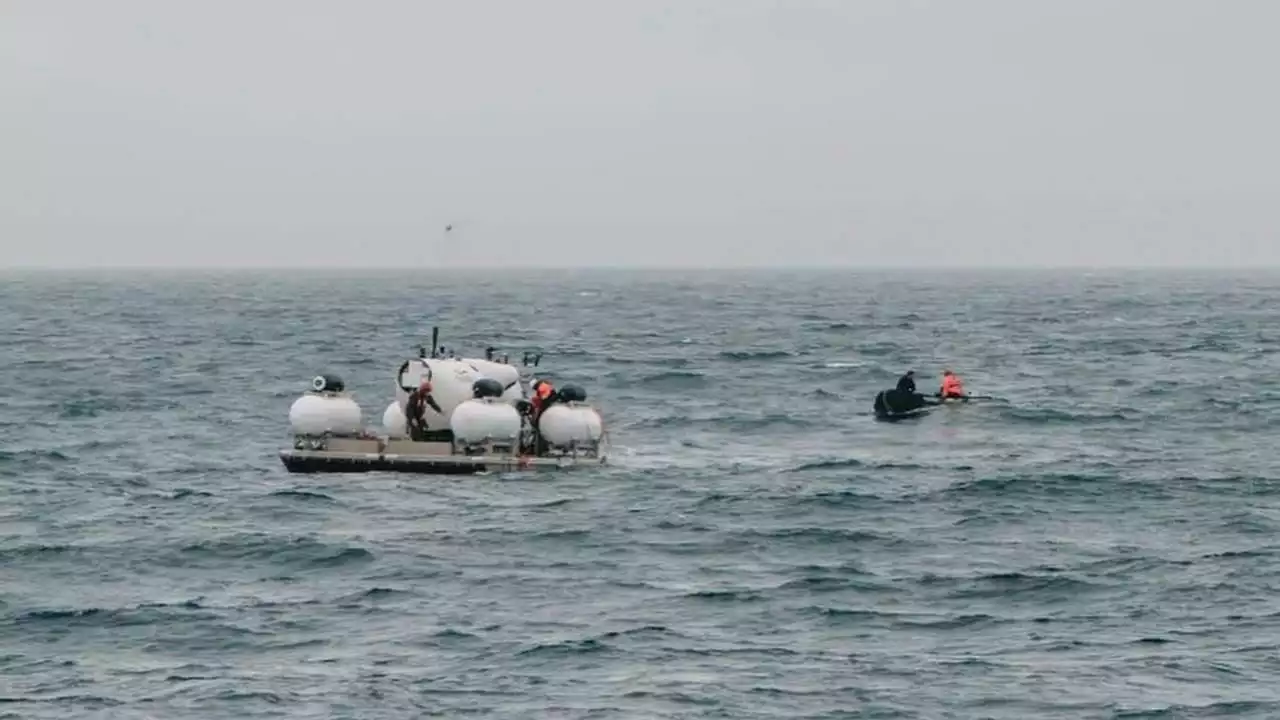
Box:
left=501, top=382, right=525, bottom=404
left=450, top=398, right=522, bottom=444
left=464, top=358, right=521, bottom=390
left=538, top=404, right=604, bottom=448
left=394, top=357, right=483, bottom=427
left=289, top=393, right=363, bottom=436
left=382, top=400, right=406, bottom=438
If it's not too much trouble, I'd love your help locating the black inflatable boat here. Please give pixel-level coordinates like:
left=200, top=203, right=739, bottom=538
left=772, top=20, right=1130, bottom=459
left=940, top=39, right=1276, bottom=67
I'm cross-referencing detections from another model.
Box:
left=872, top=388, right=938, bottom=421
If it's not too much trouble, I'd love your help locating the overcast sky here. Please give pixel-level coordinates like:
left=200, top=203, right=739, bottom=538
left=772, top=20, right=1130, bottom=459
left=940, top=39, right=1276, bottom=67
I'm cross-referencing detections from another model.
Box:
left=3, top=0, right=1277, bottom=268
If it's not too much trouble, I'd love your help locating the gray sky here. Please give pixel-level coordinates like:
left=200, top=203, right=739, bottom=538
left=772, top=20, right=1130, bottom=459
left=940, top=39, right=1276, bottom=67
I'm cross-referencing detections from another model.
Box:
left=3, top=0, right=1277, bottom=268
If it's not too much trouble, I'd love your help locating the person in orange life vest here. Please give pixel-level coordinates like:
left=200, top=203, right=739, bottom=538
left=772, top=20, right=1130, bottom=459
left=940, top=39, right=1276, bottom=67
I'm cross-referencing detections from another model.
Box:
left=939, top=370, right=966, bottom=399
left=526, top=380, right=560, bottom=455
left=405, top=378, right=443, bottom=441
left=530, top=379, right=557, bottom=420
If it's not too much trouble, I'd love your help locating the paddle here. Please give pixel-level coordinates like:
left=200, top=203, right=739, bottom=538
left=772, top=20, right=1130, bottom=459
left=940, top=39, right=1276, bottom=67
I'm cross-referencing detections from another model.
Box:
left=932, top=392, right=1003, bottom=402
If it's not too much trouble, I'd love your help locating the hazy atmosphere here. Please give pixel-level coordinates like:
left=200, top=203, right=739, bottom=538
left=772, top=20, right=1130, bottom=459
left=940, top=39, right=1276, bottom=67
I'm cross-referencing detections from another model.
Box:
left=3, top=0, right=1278, bottom=269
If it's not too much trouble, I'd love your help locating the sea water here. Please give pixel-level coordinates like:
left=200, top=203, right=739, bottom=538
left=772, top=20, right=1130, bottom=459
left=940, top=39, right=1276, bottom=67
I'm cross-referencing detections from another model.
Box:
left=2, top=268, right=1278, bottom=719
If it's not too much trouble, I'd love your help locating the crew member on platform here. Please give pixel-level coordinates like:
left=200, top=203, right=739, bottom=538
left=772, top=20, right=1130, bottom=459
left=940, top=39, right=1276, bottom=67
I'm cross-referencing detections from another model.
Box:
left=405, top=378, right=443, bottom=441
left=528, top=380, right=560, bottom=455
left=530, top=379, right=557, bottom=420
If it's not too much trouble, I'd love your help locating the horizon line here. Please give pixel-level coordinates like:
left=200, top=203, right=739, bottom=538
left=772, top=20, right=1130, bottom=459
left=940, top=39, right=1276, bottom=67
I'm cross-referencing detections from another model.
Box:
left=3, top=263, right=1279, bottom=273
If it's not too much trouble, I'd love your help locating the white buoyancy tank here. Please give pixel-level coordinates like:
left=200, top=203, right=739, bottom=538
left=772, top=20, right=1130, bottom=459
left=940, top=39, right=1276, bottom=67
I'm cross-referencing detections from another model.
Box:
left=501, top=382, right=525, bottom=403
left=450, top=398, right=522, bottom=444
left=538, top=404, right=604, bottom=448
left=395, top=358, right=483, bottom=426
left=289, top=393, right=363, bottom=436
left=464, top=358, right=521, bottom=390
left=381, top=401, right=406, bottom=438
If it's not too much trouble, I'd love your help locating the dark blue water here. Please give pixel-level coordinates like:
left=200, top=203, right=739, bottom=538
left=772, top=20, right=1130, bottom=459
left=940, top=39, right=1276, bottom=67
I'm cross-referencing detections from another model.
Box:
left=3, top=268, right=1279, bottom=719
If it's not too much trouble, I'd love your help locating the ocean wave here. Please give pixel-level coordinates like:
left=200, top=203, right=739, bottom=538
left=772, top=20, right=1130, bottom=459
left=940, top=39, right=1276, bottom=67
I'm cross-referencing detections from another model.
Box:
left=684, top=588, right=766, bottom=602
left=730, top=526, right=904, bottom=547
left=602, top=355, right=693, bottom=367
left=927, top=570, right=1109, bottom=601
left=623, top=412, right=820, bottom=432
left=999, top=406, right=1145, bottom=425
left=717, top=349, right=794, bottom=362
left=938, top=471, right=1157, bottom=500
left=515, top=637, right=613, bottom=657
left=10, top=602, right=225, bottom=630
left=267, top=489, right=337, bottom=503
left=0, top=448, right=73, bottom=464
left=1111, top=700, right=1280, bottom=718
left=171, top=534, right=374, bottom=570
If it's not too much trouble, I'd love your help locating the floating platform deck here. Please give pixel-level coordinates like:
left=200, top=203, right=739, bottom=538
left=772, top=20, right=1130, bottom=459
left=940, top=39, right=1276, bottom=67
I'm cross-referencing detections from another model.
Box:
left=278, top=436, right=606, bottom=475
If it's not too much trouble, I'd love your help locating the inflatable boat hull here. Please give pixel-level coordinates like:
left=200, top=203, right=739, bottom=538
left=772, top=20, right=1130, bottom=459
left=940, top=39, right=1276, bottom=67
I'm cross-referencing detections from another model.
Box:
left=873, top=406, right=934, bottom=422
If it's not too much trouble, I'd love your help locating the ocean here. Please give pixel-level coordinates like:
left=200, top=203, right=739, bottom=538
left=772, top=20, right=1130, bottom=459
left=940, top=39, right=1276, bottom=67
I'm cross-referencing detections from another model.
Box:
left=2, top=268, right=1278, bottom=719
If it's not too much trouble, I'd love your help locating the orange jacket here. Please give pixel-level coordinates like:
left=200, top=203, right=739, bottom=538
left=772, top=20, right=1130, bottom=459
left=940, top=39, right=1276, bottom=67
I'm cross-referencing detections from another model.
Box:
left=531, top=381, right=554, bottom=414
left=941, top=374, right=965, bottom=397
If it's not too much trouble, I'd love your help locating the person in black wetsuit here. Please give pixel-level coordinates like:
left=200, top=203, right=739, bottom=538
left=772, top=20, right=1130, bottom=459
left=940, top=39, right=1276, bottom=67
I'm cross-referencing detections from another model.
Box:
left=882, top=370, right=926, bottom=413
left=405, top=379, right=443, bottom=441
left=896, top=370, right=917, bottom=394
